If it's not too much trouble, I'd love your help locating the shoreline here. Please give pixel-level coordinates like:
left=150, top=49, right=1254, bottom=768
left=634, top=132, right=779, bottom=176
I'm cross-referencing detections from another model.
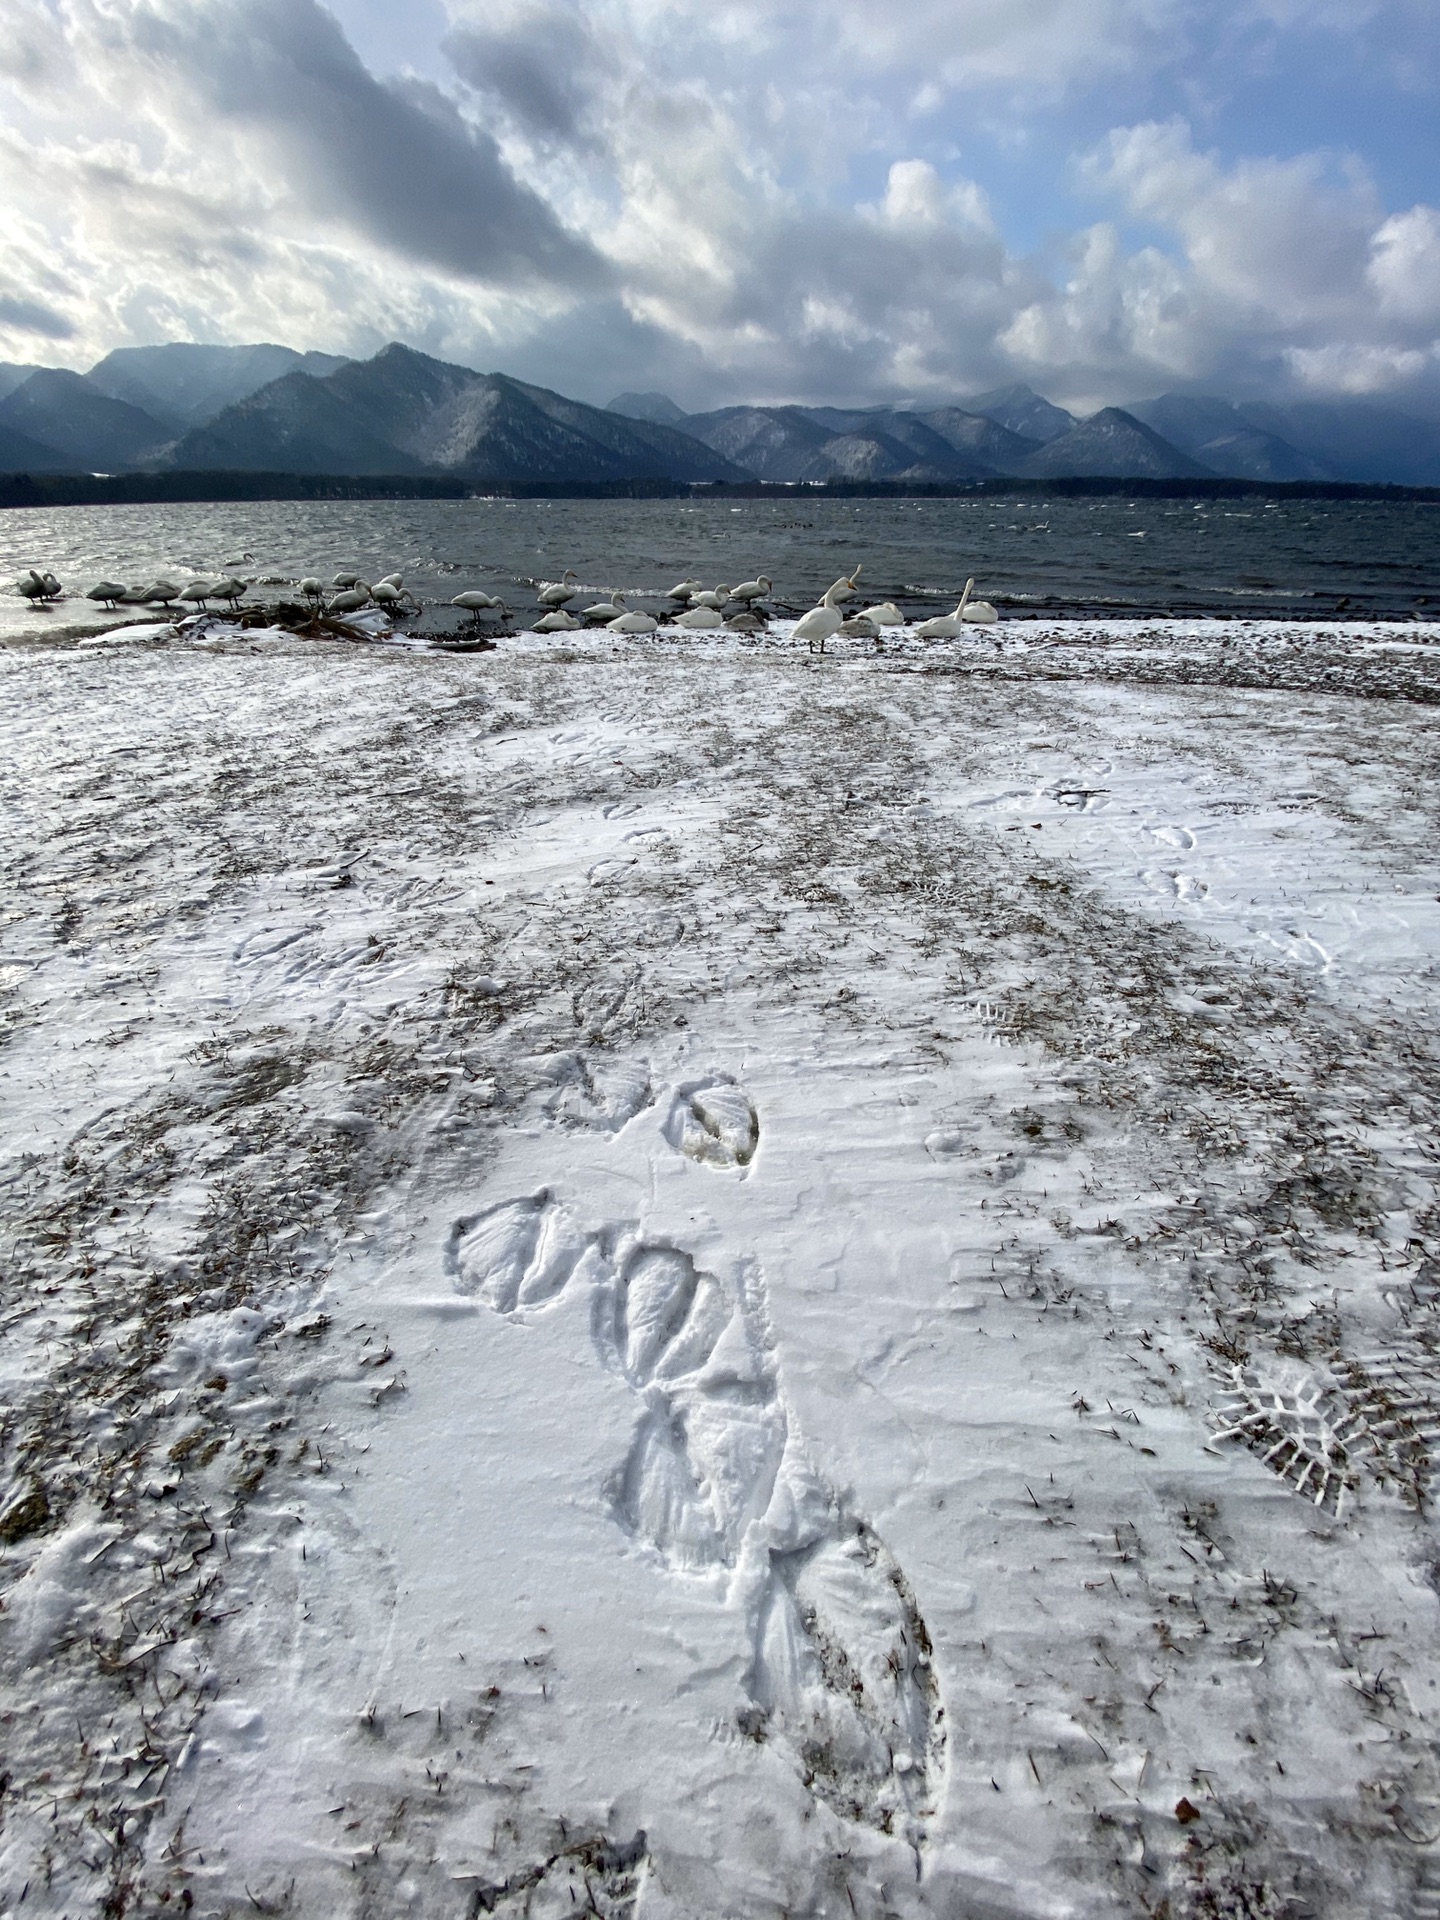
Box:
left=6, top=602, right=1440, bottom=649
left=7, top=607, right=1439, bottom=709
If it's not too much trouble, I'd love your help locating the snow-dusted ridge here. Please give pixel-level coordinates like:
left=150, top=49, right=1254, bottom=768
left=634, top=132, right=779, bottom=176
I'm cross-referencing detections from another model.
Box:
left=3, top=618, right=1440, bottom=1916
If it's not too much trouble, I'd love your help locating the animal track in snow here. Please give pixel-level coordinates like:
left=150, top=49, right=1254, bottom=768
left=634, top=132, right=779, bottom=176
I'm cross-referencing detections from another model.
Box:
left=447, top=1191, right=605, bottom=1313
left=1148, top=870, right=1210, bottom=905
left=539, top=1050, right=654, bottom=1133
left=1146, top=823, right=1197, bottom=852
left=664, top=1078, right=759, bottom=1168
left=451, top=1190, right=944, bottom=1840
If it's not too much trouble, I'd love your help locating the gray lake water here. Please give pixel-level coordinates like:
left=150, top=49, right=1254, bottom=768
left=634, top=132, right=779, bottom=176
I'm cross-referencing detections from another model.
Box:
left=2, top=493, right=1438, bottom=623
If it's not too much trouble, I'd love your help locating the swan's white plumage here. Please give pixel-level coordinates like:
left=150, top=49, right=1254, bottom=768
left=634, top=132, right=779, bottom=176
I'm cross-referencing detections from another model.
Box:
left=913, top=579, right=975, bottom=638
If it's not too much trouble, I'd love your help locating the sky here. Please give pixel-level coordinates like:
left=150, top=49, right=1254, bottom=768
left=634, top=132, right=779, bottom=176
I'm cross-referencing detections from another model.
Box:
left=0, top=0, right=1437, bottom=411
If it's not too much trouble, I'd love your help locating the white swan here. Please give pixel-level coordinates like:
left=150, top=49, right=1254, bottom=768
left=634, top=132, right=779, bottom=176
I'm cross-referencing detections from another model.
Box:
left=537, top=570, right=579, bottom=606
left=691, top=585, right=731, bottom=610
left=823, top=566, right=862, bottom=602
left=913, top=579, right=975, bottom=638
left=178, top=579, right=215, bottom=609
left=860, top=602, right=904, bottom=627
left=86, top=581, right=127, bottom=608
left=212, top=577, right=246, bottom=607
left=791, top=579, right=853, bottom=654
left=534, top=608, right=580, bottom=631
left=666, top=577, right=702, bottom=602
left=451, top=590, right=500, bottom=615
left=18, top=569, right=61, bottom=602
left=371, top=581, right=416, bottom=612
left=961, top=593, right=998, bottom=623
left=728, top=575, right=771, bottom=603
left=674, top=604, right=724, bottom=628
left=582, top=592, right=627, bottom=621
left=376, top=572, right=403, bottom=589
left=328, top=588, right=371, bottom=615
left=838, top=613, right=878, bottom=639
left=608, top=608, right=657, bottom=634
left=301, top=577, right=324, bottom=600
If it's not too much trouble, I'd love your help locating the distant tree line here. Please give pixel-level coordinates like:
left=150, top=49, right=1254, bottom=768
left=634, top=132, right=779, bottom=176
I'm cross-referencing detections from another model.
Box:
left=1, top=470, right=1437, bottom=510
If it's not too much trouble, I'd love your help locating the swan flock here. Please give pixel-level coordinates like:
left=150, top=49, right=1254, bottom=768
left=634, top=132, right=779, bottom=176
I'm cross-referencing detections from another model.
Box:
left=10, top=559, right=1004, bottom=645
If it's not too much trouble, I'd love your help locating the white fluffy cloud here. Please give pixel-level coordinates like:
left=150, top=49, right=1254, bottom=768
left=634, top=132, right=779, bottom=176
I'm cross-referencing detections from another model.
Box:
left=0, top=0, right=1437, bottom=409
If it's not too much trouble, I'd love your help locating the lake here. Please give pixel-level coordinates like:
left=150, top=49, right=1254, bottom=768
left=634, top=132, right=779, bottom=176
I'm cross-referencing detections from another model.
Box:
left=2, top=492, right=1438, bottom=628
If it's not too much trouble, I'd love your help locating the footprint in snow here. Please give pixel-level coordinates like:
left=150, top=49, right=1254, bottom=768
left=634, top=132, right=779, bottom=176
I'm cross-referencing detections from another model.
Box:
left=539, top=1050, right=654, bottom=1133
left=664, top=1078, right=759, bottom=1169
left=445, top=1191, right=944, bottom=1841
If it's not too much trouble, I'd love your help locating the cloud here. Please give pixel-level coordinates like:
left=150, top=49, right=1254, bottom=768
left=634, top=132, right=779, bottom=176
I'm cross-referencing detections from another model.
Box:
left=1086, top=119, right=1380, bottom=326
left=1368, top=206, right=1440, bottom=324
left=444, top=0, right=617, bottom=148
left=84, top=0, right=608, bottom=290
left=0, top=294, right=76, bottom=340
left=1285, top=341, right=1435, bottom=395
left=1065, top=119, right=1440, bottom=396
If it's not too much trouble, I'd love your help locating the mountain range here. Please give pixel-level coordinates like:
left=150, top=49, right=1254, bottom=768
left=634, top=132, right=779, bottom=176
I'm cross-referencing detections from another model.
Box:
left=1, top=340, right=1439, bottom=485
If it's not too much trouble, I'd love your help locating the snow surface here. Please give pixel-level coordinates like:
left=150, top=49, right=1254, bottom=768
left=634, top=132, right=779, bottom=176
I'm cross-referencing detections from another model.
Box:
left=3, top=613, right=1440, bottom=1918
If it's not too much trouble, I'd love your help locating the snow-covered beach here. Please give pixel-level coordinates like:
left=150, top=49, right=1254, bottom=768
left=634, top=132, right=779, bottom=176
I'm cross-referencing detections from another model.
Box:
left=4, top=611, right=1440, bottom=1918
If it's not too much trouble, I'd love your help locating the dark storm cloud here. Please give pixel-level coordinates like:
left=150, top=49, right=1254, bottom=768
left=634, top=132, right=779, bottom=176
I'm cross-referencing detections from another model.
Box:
left=0, top=296, right=76, bottom=340
left=444, top=4, right=615, bottom=148
left=118, top=0, right=609, bottom=290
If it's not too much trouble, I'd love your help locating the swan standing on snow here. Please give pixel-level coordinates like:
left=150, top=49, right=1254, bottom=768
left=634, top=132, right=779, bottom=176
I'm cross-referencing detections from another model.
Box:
left=791, top=577, right=855, bottom=654
left=537, top=570, right=579, bottom=606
